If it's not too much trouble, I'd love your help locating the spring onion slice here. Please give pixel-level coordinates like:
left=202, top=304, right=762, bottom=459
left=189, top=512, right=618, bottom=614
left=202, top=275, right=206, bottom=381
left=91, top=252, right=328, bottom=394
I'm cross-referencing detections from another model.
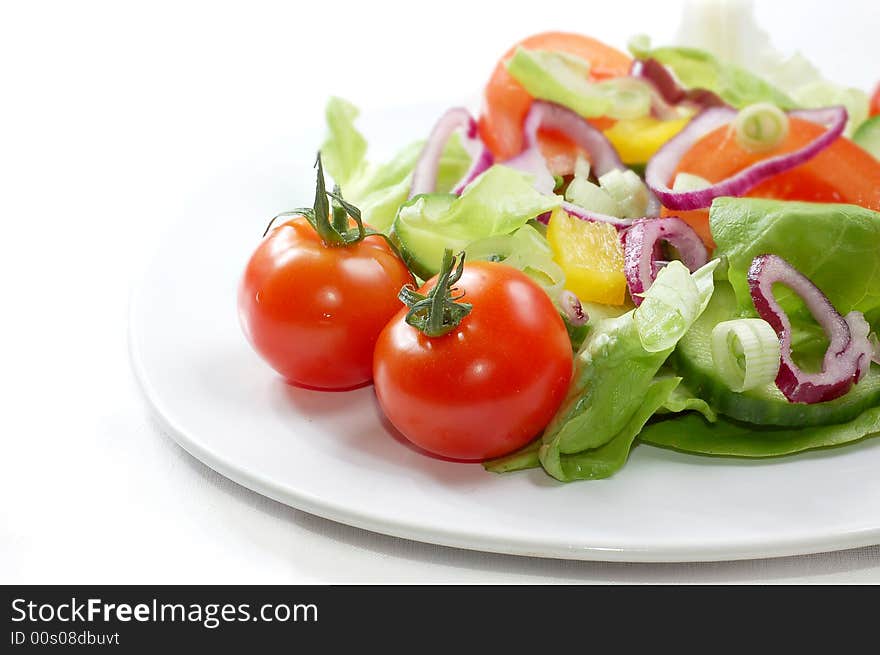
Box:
left=711, top=319, right=781, bottom=392
left=734, top=102, right=790, bottom=153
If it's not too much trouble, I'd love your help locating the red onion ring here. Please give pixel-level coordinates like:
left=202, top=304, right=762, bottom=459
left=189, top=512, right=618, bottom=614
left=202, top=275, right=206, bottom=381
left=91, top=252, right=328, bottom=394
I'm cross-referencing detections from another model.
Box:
left=505, top=146, right=557, bottom=194
left=848, top=312, right=873, bottom=382
left=451, top=146, right=493, bottom=194
left=748, top=254, right=870, bottom=404
left=409, top=107, right=494, bottom=198
left=510, top=100, right=625, bottom=176
left=645, top=105, right=848, bottom=211
left=623, top=217, right=709, bottom=305
left=504, top=101, right=655, bottom=225
left=533, top=203, right=635, bottom=229
left=630, top=59, right=726, bottom=120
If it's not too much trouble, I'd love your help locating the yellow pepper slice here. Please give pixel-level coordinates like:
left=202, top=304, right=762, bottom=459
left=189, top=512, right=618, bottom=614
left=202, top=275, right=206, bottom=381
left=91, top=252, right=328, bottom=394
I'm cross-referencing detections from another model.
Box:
left=603, top=116, right=691, bottom=165
left=546, top=207, right=626, bottom=306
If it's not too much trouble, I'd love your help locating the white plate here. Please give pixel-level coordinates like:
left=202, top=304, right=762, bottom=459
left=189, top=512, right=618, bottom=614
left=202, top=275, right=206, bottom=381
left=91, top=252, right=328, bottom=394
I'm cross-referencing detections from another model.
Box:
left=130, top=103, right=880, bottom=563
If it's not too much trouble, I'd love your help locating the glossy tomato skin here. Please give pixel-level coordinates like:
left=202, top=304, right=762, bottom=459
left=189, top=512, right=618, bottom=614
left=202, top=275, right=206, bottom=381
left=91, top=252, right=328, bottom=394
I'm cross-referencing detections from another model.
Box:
left=239, top=217, right=413, bottom=390
left=373, top=262, right=573, bottom=461
left=871, top=83, right=880, bottom=117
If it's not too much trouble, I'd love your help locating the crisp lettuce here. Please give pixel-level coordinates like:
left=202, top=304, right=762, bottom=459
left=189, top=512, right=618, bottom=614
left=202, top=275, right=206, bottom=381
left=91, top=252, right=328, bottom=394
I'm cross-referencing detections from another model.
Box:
left=466, top=223, right=566, bottom=299
left=485, top=378, right=685, bottom=477
left=507, top=48, right=653, bottom=121
left=710, top=198, right=880, bottom=319
left=640, top=405, right=880, bottom=457
left=322, top=97, right=368, bottom=188
left=541, top=377, right=682, bottom=481
left=657, top=378, right=718, bottom=422
left=320, top=97, right=472, bottom=232
left=390, top=165, right=560, bottom=278
left=506, top=48, right=612, bottom=118
left=628, top=37, right=797, bottom=110
left=633, top=257, right=717, bottom=352
left=532, top=260, right=717, bottom=482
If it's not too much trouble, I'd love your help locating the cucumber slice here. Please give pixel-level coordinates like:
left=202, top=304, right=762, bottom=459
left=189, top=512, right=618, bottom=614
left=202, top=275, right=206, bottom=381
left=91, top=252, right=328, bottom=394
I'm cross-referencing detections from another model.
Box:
left=389, top=165, right=560, bottom=280
left=673, top=282, right=880, bottom=426
left=389, top=194, right=469, bottom=280
left=853, top=115, right=880, bottom=161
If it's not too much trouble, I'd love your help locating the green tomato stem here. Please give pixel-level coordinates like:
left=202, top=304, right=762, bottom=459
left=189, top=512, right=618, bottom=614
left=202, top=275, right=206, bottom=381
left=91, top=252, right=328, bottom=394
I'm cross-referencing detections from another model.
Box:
left=399, top=249, right=472, bottom=337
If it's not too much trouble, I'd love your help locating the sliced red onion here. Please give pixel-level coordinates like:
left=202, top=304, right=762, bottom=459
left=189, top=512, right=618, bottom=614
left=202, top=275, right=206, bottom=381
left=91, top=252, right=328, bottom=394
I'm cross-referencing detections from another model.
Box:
left=451, top=145, right=493, bottom=194
left=559, top=290, right=588, bottom=326
left=630, top=59, right=726, bottom=120
left=748, top=254, right=871, bottom=404
left=505, top=146, right=557, bottom=195
left=503, top=100, right=642, bottom=227
left=533, top=202, right=635, bottom=230
left=623, top=217, right=709, bottom=305
left=847, top=312, right=873, bottom=382
left=645, top=105, right=848, bottom=210
left=563, top=201, right=635, bottom=228
left=409, top=107, right=494, bottom=198
left=512, top=100, right=625, bottom=176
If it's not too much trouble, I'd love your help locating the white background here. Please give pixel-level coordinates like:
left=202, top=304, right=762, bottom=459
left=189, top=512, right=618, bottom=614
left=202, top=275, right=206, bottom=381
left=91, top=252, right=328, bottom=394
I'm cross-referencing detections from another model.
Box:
left=3, top=0, right=880, bottom=583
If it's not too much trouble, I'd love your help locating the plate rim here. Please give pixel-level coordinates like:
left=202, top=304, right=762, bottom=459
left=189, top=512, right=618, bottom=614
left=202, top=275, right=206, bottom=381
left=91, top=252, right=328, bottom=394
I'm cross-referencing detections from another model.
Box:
left=129, top=297, right=880, bottom=562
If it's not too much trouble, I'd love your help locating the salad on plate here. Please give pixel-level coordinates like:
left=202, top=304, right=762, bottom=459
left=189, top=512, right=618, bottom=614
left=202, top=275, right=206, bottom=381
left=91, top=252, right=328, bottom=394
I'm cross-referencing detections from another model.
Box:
left=238, top=2, right=880, bottom=483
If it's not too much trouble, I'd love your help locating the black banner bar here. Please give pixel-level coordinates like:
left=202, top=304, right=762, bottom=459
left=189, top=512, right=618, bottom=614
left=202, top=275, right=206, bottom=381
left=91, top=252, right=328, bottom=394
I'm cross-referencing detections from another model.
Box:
left=0, top=585, right=870, bottom=651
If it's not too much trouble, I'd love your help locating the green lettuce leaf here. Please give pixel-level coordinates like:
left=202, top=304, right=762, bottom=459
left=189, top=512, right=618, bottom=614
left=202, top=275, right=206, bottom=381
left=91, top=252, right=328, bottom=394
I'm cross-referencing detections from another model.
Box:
left=466, top=223, right=565, bottom=299
left=483, top=439, right=542, bottom=474
left=486, top=378, right=684, bottom=477
left=320, top=97, right=472, bottom=232
left=628, top=38, right=796, bottom=110
left=536, top=260, right=717, bottom=482
left=669, top=2, right=869, bottom=135
left=657, top=378, right=718, bottom=422
left=507, top=48, right=653, bottom=121
left=541, top=377, right=681, bottom=481
left=634, top=257, right=717, bottom=352
left=390, top=165, right=561, bottom=277
left=506, top=48, right=612, bottom=118
left=710, top=198, right=880, bottom=319
left=639, top=406, right=880, bottom=458
left=322, top=97, right=368, bottom=188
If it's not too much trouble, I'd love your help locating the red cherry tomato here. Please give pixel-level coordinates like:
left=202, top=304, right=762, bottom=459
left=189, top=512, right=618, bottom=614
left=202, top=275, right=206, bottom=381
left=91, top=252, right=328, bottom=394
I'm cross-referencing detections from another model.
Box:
left=870, top=83, right=880, bottom=117
left=239, top=216, right=413, bottom=390
left=373, top=261, right=573, bottom=461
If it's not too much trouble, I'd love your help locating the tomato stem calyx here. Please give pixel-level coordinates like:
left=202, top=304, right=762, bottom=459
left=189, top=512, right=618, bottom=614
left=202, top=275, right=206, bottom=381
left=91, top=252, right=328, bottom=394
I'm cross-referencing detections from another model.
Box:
left=399, top=249, right=472, bottom=337
left=262, top=152, right=371, bottom=247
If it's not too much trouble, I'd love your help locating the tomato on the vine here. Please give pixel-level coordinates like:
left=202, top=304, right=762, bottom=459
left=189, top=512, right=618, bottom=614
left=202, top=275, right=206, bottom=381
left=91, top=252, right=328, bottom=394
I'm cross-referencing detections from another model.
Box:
left=238, top=155, right=413, bottom=390
left=373, top=251, right=573, bottom=461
